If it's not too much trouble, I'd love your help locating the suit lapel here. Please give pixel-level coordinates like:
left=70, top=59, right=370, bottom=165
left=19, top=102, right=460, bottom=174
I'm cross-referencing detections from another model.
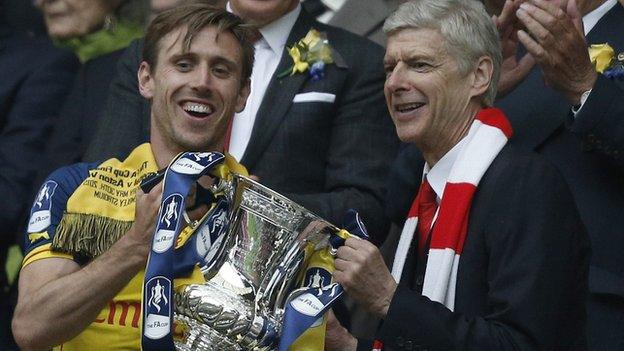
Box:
left=240, top=11, right=315, bottom=170
left=586, top=3, right=624, bottom=49
left=329, top=0, right=391, bottom=38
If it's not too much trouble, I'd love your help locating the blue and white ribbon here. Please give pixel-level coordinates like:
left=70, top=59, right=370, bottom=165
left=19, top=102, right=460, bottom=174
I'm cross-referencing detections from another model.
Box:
left=173, top=197, right=230, bottom=277
left=141, top=151, right=225, bottom=351
left=278, top=209, right=369, bottom=351
left=279, top=283, right=344, bottom=351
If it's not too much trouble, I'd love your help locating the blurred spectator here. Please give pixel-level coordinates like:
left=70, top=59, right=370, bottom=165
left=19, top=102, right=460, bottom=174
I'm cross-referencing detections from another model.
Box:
left=33, top=0, right=147, bottom=190
left=148, top=0, right=226, bottom=21
left=302, top=0, right=402, bottom=46
left=495, top=0, right=624, bottom=349
left=36, top=0, right=146, bottom=61
left=0, top=0, right=79, bottom=349
left=148, top=0, right=185, bottom=19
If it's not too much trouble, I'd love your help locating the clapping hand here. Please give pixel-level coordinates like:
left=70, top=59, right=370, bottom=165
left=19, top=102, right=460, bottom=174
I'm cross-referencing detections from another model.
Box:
left=515, top=0, right=597, bottom=104
left=494, top=0, right=536, bottom=97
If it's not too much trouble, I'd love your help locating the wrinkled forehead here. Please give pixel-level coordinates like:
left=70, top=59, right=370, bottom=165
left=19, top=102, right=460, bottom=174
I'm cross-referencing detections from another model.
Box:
left=385, top=28, right=448, bottom=60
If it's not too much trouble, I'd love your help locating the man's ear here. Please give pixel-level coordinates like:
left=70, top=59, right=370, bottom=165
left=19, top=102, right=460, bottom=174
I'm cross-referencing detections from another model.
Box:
left=469, top=56, right=494, bottom=100
left=235, top=78, right=251, bottom=113
left=138, top=61, right=154, bottom=100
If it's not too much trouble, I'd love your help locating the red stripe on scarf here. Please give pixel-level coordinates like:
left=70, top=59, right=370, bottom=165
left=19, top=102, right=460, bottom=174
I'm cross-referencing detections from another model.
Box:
left=429, top=183, right=475, bottom=254
left=383, top=108, right=512, bottom=350
left=475, top=108, right=513, bottom=139
left=407, top=192, right=420, bottom=218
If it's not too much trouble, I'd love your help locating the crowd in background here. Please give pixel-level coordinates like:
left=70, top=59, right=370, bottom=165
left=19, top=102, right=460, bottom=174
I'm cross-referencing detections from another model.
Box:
left=1, top=0, right=622, bottom=350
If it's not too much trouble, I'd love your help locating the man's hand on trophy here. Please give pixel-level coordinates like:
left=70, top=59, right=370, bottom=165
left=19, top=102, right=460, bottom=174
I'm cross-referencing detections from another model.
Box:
left=324, top=309, right=357, bottom=351
left=128, top=183, right=163, bottom=258
left=333, top=238, right=397, bottom=319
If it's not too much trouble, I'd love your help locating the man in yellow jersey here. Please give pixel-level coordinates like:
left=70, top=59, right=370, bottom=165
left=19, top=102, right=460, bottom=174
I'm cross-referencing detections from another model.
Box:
left=12, top=4, right=253, bottom=350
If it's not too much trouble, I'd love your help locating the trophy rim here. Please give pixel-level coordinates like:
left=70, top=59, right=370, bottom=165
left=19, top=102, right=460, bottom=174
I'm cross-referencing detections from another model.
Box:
left=229, top=173, right=340, bottom=233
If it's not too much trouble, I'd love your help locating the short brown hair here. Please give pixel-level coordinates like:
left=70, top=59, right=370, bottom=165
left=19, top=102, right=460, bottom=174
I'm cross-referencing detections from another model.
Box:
left=143, top=2, right=255, bottom=84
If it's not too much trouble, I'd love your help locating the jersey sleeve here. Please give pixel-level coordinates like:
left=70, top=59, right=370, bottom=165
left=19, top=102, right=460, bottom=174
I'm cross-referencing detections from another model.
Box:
left=22, top=162, right=97, bottom=267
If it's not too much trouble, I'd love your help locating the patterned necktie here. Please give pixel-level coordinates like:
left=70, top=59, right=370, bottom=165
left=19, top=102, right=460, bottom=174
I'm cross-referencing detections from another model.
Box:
left=416, top=179, right=437, bottom=256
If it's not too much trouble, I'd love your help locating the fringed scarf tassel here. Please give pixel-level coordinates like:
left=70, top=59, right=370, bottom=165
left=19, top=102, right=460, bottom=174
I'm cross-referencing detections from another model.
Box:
left=52, top=212, right=133, bottom=259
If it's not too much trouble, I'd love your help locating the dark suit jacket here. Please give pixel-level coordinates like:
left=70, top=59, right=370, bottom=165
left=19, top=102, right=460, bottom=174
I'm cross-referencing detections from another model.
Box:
left=0, top=26, right=79, bottom=244
left=380, top=5, right=624, bottom=349
left=362, top=145, right=590, bottom=351
left=84, top=9, right=400, bottom=238
left=495, top=4, right=624, bottom=350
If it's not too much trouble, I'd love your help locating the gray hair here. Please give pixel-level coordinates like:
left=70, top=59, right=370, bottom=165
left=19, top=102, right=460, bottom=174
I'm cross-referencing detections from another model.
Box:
left=383, top=0, right=501, bottom=106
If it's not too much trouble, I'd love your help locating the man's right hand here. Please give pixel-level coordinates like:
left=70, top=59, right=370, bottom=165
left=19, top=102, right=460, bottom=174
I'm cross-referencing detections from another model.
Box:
left=334, top=238, right=397, bottom=319
left=13, top=184, right=165, bottom=350
left=127, top=183, right=163, bottom=258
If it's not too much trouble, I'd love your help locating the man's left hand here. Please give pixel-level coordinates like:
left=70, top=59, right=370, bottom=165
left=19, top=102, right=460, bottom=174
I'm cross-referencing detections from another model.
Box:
left=516, top=0, right=597, bottom=104
left=333, top=238, right=397, bottom=318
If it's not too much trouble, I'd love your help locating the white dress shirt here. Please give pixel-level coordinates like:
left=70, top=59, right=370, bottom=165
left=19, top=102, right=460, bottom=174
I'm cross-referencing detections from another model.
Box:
left=227, top=3, right=301, bottom=161
left=422, top=123, right=478, bottom=204
left=583, top=0, right=617, bottom=35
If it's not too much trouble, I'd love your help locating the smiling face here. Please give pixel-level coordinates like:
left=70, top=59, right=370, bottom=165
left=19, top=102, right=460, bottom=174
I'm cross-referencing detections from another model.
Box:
left=384, top=28, right=480, bottom=161
left=138, top=25, right=250, bottom=163
left=35, top=0, right=122, bottom=39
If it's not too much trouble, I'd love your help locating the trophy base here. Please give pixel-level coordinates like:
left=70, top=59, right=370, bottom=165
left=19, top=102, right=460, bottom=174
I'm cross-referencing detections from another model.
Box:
left=175, top=314, right=244, bottom=351
left=174, top=268, right=278, bottom=351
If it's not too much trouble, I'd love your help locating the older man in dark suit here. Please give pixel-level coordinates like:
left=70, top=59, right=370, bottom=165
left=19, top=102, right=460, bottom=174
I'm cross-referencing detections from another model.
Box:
left=326, top=1, right=590, bottom=350
left=84, top=0, right=399, bottom=241
left=386, top=0, right=624, bottom=348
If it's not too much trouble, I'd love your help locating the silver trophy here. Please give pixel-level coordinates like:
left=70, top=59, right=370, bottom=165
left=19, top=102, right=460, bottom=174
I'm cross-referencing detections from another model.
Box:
left=174, top=173, right=338, bottom=350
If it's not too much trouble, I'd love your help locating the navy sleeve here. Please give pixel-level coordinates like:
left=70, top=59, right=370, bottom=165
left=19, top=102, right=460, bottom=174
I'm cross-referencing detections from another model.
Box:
left=24, top=163, right=96, bottom=255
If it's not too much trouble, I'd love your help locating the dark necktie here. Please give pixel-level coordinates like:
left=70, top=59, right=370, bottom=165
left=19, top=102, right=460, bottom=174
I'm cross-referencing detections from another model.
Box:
left=416, top=179, right=437, bottom=256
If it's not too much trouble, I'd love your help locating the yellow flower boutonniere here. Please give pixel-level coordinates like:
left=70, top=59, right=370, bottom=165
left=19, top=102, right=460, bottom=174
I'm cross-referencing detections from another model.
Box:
left=278, top=29, right=334, bottom=81
left=588, top=43, right=624, bottom=79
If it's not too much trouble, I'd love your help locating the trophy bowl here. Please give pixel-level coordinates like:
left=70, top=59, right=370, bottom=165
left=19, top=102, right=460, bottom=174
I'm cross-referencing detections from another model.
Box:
left=173, top=174, right=338, bottom=350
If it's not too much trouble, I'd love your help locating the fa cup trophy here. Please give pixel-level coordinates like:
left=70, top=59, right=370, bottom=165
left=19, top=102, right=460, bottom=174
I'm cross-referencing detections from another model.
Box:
left=172, top=172, right=339, bottom=350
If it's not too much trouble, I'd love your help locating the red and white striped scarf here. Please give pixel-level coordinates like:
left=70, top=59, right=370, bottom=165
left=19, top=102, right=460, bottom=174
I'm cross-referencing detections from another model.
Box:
left=374, top=108, right=512, bottom=350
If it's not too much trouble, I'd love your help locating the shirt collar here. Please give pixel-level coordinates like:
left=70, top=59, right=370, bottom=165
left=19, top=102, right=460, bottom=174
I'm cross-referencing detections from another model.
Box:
left=321, top=0, right=346, bottom=12
left=226, top=2, right=301, bottom=54
left=422, top=123, right=479, bottom=203
left=583, top=0, right=617, bottom=35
